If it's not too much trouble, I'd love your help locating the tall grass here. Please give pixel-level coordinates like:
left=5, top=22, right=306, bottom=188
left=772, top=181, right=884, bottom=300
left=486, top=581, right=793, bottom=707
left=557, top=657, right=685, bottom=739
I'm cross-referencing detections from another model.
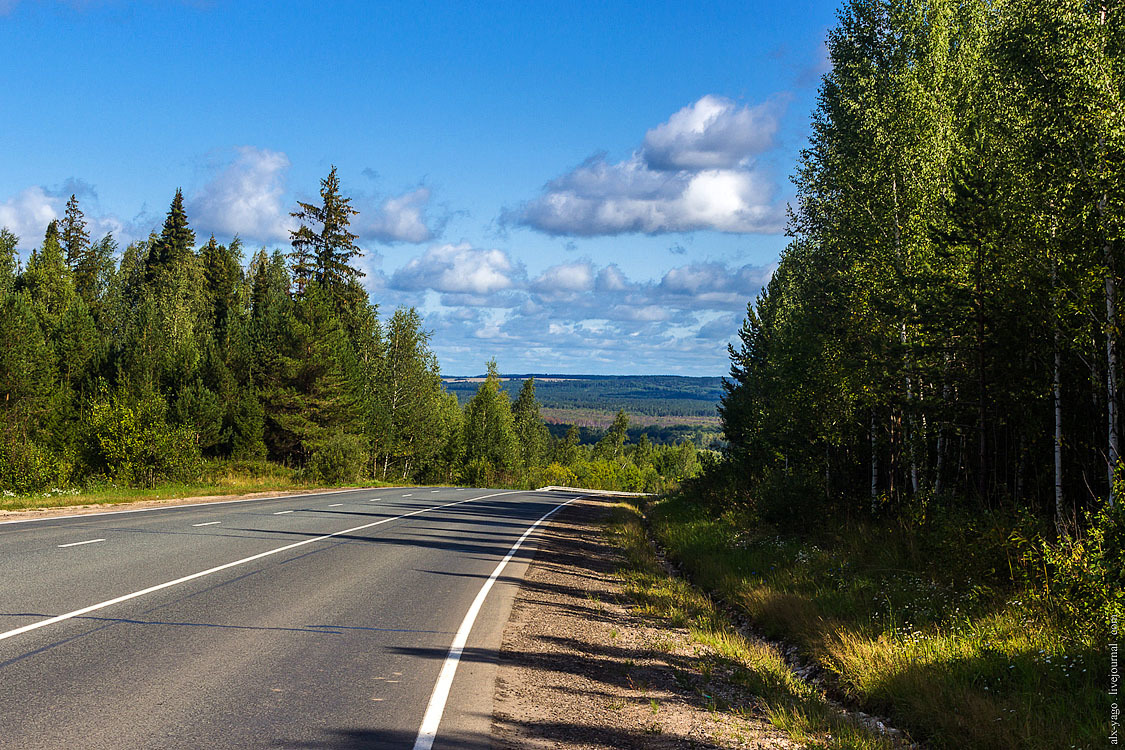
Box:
left=608, top=501, right=902, bottom=749
left=646, top=494, right=1104, bottom=749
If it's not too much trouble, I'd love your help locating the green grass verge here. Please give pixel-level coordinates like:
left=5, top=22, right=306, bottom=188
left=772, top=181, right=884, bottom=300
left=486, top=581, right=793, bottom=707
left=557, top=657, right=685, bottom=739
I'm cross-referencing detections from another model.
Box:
left=606, top=500, right=901, bottom=749
left=644, top=493, right=1104, bottom=750
left=0, top=459, right=398, bottom=513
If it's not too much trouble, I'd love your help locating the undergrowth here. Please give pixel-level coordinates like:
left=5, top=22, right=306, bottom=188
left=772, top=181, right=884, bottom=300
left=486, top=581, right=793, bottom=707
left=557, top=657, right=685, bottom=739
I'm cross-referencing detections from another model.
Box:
left=607, top=501, right=902, bottom=750
left=645, top=493, right=1105, bottom=750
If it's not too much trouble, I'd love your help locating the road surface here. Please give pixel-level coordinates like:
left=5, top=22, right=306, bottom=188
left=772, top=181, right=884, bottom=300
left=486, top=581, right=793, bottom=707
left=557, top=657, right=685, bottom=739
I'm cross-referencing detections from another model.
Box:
left=0, top=486, right=582, bottom=749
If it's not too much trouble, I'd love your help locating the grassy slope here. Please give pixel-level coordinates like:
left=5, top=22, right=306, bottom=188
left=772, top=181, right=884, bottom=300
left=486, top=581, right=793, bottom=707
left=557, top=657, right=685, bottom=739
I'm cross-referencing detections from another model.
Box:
left=608, top=500, right=900, bottom=749
left=643, top=494, right=1102, bottom=750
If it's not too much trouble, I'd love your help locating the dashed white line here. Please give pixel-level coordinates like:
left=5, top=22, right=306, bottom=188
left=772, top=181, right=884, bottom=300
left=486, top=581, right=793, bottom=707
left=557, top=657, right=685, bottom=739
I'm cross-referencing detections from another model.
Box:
left=431, top=490, right=440, bottom=493
left=328, top=503, right=343, bottom=507
left=58, top=539, right=105, bottom=548
left=0, top=491, right=517, bottom=644
left=403, top=493, right=413, bottom=497
left=412, top=494, right=583, bottom=750
left=192, top=521, right=222, bottom=527
left=274, top=510, right=293, bottom=515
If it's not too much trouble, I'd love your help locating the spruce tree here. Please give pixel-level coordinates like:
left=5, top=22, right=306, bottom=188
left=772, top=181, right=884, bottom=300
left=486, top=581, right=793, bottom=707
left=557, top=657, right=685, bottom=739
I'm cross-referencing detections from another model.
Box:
left=60, top=194, right=90, bottom=269
left=289, top=166, right=362, bottom=300
left=145, top=189, right=196, bottom=283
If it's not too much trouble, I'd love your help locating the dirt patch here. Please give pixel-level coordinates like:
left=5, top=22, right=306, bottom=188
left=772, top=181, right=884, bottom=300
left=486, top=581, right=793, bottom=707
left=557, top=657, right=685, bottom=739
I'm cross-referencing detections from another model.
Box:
left=492, top=498, right=798, bottom=749
left=0, top=486, right=377, bottom=523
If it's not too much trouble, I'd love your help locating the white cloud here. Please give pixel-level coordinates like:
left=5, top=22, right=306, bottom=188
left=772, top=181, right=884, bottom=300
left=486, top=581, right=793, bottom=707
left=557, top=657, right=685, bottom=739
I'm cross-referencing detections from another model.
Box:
left=378, top=247, right=773, bottom=373
left=531, top=261, right=595, bottom=298
left=189, top=147, right=295, bottom=242
left=361, top=186, right=439, bottom=244
left=511, top=95, right=789, bottom=237
left=0, top=186, right=60, bottom=248
left=642, top=95, right=780, bottom=171
left=390, top=243, right=523, bottom=296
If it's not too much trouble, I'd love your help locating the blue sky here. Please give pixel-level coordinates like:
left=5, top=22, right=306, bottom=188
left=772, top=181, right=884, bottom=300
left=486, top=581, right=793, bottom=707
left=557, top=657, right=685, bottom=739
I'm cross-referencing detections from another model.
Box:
left=0, top=0, right=839, bottom=375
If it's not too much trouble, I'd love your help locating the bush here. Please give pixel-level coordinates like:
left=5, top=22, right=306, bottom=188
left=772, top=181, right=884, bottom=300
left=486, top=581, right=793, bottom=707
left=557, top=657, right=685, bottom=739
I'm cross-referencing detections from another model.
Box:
left=529, top=462, right=578, bottom=488
left=83, top=392, right=201, bottom=488
left=0, top=438, right=59, bottom=493
left=1009, top=503, right=1125, bottom=638
left=307, top=433, right=366, bottom=484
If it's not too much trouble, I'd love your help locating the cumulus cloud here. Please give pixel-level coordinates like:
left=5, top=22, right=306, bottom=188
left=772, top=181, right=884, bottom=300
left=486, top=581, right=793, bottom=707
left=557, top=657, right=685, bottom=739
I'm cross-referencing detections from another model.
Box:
left=390, top=243, right=523, bottom=296
left=360, top=186, right=441, bottom=244
left=511, top=95, right=788, bottom=237
left=0, top=186, right=60, bottom=247
left=189, top=147, right=295, bottom=242
left=0, top=182, right=153, bottom=251
left=530, top=261, right=595, bottom=299
left=377, top=245, right=773, bottom=373
left=642, top=95, right=780, bottom=171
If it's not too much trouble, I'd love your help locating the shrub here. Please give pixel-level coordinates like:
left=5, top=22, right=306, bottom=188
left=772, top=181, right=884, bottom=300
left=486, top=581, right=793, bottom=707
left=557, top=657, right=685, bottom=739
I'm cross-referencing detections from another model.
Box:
left=530, top=462, right=579, bottom=488
left=307, top=433, right=366, bottom=484
left=83, top=392, right=201, bottom=487
left=0, top=438, right=59, bottom=493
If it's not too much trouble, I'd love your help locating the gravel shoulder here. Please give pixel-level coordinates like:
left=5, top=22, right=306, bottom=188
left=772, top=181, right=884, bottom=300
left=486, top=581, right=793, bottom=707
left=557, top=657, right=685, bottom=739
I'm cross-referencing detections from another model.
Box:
left=492, top=497, right=800, bottom=749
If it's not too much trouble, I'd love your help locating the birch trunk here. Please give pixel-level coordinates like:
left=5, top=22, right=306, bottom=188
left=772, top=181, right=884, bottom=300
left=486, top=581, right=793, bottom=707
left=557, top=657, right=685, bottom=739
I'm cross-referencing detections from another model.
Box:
left=1051, top=227, right=1065, bottom=531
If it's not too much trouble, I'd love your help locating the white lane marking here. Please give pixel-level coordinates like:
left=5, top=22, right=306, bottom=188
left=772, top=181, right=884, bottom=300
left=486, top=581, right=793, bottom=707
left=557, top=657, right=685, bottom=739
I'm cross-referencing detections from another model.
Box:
left=192, top=521, right=222, bottom=527
left=0, top=491, right=517, bottom=644
left=328, top=503, right=343, bottom=507
left=274, top=510, right=294, bottom=515
left=57, top=538, right=105, bottom=548
left=403, top=493, right=413, bottom=497
left=412, top=494, right=583, bottom=750
left=431, top=490, right=440, bottom=493
left=368, top=498, right=381, bottom=502
left=0, top=487, right=389, bottom=526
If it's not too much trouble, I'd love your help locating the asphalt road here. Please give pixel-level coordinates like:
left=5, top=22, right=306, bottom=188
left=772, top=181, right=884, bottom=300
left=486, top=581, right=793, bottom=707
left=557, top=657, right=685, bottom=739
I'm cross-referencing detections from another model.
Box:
left=0, top=486, right=582, bottom=749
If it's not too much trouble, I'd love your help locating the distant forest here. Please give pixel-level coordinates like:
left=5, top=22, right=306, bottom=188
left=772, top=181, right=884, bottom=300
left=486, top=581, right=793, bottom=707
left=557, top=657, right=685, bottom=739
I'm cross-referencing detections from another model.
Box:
left=443, top=374, right=723, bottom=417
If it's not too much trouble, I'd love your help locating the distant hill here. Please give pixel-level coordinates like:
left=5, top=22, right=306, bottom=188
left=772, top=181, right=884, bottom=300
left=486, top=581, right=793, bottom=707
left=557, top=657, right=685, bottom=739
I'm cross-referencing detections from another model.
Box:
left=442, top=374, right=725, bottom=418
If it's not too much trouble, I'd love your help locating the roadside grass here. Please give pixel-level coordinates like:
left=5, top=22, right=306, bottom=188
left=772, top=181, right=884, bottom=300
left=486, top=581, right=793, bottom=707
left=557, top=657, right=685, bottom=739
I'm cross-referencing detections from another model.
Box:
left=644, top=493, right=1103, bottom=750
left=606, top=501, right=900, bottom=750
left=0, top=459, right=395, bottom=513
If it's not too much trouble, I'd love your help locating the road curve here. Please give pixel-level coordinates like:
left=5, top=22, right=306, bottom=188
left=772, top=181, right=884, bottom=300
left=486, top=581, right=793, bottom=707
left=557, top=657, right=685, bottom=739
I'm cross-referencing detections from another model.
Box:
left=0, top=486, right=583, bottom=749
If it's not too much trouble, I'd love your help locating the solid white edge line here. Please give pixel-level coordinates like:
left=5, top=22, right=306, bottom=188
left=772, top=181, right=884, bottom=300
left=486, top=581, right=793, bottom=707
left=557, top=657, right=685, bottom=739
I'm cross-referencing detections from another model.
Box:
left=0, top=486, right=396, bottom=526
left=57, top=539, right=105, bottom=548
left=412, top=494, right=584, bottom=750
left=0, top=491, right=518, bottom=644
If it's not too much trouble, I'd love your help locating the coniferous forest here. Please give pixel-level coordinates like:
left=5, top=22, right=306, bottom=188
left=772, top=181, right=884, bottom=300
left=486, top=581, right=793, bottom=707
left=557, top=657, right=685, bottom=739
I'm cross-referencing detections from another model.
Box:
left=0, top=168, right=699, bottom=497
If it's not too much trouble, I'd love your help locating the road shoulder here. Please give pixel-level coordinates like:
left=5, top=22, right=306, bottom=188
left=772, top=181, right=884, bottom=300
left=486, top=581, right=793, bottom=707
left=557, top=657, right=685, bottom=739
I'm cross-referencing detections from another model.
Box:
left=492, top=497, right=799, bottom=749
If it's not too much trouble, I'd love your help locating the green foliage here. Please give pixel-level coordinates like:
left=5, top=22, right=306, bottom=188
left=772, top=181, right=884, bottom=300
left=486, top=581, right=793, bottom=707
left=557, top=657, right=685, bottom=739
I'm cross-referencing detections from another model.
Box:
left=593, top=409, right=629, bottom=461
left=1009, top=500, right=1125, bottom=638
left=0, top=438, right=60, bottom=494
left=84, top=392, right=201, bottom=488
left=308, top=432, right=367, bottom=484
left=461, top=361, right=518, bottom=485
left=512, top=377, right=549, bottom=473
left=60, top=193, right=90, bottom=270
left=289, top=165, right=362, bottom=302
left=0, top=172, right=690, bottom=498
